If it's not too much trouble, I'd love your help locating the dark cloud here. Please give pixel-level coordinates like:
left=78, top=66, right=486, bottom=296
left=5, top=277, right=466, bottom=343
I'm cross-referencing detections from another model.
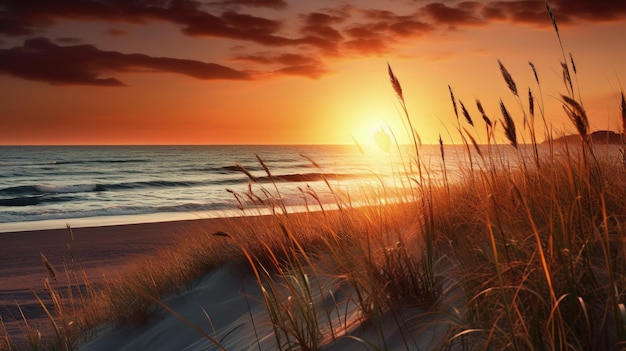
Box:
left=299, top=12, right=346, bottom=53
left=175, top=10, right=295, bottom=46
left=235, top=52, right=312, bottom=65
left=0, top=0, right=297, bottom=47
left=105, top=28, right=128, bottom=36
left=0, top=0, right=139, bottom=36
left=0, top=37, right=251, bottom=86
left=422, top=2, right=486, bottom=27
left=339, top=8, right=431, bottom=55
left=211, top=0, right=287, bottom=9
left=0, top=1, right=624, bottom=43
left=360, top=9, right=432, bottom=37
left=301, top=12, right=347, bottom=37
left=482, top=0, right=626, bottom=25
left=389, top=19, right=432, bottom=36
left=483, top=1, right=559, bottom=24
left=274, top=64, right=328, bottom=79
left=55, top=37, right=81, bottom=44
left=554, top=0, right=626, bottom=22
left=343, top=26, right=391, bottom=55
left=234, top=52, right=329, bottom=78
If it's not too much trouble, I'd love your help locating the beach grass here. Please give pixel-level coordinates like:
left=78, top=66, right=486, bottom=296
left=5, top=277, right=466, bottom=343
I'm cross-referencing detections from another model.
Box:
left=3, top=5, right=626, bottom=350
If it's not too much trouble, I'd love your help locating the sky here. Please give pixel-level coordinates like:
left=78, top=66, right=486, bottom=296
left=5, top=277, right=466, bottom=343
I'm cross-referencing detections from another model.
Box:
left=0, top=0, right=625, bottom=145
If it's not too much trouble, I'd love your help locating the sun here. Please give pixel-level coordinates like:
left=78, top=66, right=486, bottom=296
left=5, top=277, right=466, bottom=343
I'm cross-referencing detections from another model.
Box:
left=372, top=125, right=392, bottom=152
left=351, top=119, right=396, bottom=153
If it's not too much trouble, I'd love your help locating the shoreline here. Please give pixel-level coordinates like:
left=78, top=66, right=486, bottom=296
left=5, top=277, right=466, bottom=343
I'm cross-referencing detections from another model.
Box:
left=0, top=210, right=243, bottom=234
left=0, top=203, right=339, bottom=234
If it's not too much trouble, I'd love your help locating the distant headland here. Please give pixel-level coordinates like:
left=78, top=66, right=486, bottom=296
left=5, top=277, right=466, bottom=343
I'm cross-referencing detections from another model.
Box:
left=543, top=130, right=625, bottom=144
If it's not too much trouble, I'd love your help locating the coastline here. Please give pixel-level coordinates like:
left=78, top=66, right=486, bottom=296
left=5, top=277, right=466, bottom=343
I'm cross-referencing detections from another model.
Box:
left=0, top=210, right=242, bottom=234
left=0, top=203, right=339, bottom=234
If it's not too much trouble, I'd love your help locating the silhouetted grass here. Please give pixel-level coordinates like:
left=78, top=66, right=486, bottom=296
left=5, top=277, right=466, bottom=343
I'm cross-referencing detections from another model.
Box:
left=3, top=4, right=626, bottom=350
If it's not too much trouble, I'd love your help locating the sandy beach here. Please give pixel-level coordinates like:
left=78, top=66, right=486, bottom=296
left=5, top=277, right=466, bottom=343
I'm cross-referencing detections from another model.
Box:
left=0, top=217, right=245, bottom=345
left=1, top=212, right=452, bottom=350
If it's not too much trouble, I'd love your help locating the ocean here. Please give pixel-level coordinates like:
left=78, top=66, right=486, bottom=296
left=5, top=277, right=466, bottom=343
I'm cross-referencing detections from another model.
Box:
left=1, top=144, right=607, bottom=233
left=0, top=145, right=445, bottom=232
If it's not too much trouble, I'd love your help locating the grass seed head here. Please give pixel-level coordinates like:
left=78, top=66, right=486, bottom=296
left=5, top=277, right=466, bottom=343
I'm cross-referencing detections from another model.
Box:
left=529, top=88, right=535, bottom=118
left=476, top=99, right=492, bottom=128
left=569, top=52, right=577, bottom=74
left=547, top=2, right=559, bottom=36
left=460, top=100, right=474, bottom=126
left=529, top=61, right=540, bottom=85
left=561, top=62, right=574, bottom=94
left=449, top=85, right=459, bottom=120
left=498, top=60, right=518, bottom=97
left=561, top=95, right=589, bottom=142
left=499, top=99, right=517, bottom=148
left=387, top=63, right=403, bottom=101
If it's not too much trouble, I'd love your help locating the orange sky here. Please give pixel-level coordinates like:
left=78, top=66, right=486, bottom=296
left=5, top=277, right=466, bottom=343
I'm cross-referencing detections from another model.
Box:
left=0, top=0, right=625, bottom=145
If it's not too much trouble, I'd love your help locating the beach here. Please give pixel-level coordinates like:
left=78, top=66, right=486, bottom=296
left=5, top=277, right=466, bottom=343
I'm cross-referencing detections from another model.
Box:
left=2, top=144, right=624, bottom=350
left=0, top=216, right=248, bottom=345
left=1, top=210, right=455, bottom=351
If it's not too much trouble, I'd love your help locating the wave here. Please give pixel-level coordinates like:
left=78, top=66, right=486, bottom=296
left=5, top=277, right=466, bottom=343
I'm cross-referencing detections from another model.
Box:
left=0, top=180, right=204, bottom=197
left=101, top=180, right=204, bottom=190
left=0, top=171, right=364, bottom=203
left=270, top=173, right=357, bottom=182
left=0, top=196, right=42, bottom=206
left=0, top=184, right=100, bottom=196
left=219, top=162, right=314, bottom=173
left=0, top=195, right=74, bottom=207
left=220, top=165, right=263, bottom=173
left=36, top=184, right=98, bottom=193
left=250, top=172, right=361, bottom=183
left=154, top=201, right=234, bottom=212
left=219, top=167, right=363, bottom=183
left=51, top=159, right=149, bottom=165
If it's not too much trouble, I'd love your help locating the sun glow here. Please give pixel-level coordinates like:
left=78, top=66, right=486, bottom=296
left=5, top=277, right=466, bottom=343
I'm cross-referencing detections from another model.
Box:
left=350, top=119, right=397, bottom=153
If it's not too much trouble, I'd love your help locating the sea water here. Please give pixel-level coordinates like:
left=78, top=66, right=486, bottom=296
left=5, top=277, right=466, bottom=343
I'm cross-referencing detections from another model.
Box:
left=0, top=144, right=586, bottom=232
left=0, top=145, right=417, bottom=232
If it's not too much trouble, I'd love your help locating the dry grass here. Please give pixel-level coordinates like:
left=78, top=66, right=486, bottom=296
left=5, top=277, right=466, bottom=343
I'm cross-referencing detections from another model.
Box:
left=3, top=4, right=626, bottom=351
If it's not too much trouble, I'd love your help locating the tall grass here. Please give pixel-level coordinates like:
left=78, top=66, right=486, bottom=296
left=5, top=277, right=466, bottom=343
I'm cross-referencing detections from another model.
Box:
left=3, top=4, right=626, bottom=350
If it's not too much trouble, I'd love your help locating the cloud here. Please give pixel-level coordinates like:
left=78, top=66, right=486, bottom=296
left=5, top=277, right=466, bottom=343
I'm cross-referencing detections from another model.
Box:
left=554, top=0, right=626, bottom=22
left=1, top=0, right=625, bottom=87
left=298, top=12, right=347, bottom=53
left=422, top=2, right=486, bottom=27
left=360, top=9, right=432, bottom=37
left=274, top=64, right=329, bottom=79
left=0, top=38, right=251, bottom=86
left=482, top=0, right=626, bottom=25
left=339, top=8, right=432, bottom=55
left=0, top=1, right=625, bottom=42
left=55, top=37, right=81, bottom=44
left=234, top=52, right=329, bottom=78
left=0, top=0, right=297, bottom=47
left=482, top=1, right=559, bottom=25
left=343, top=26, right=391, bottom=55
left=105, top=28, right=128, bottom=36
left=178, top=10, right=293, bottom=46
left=210, top=0, right=288, bottom=9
